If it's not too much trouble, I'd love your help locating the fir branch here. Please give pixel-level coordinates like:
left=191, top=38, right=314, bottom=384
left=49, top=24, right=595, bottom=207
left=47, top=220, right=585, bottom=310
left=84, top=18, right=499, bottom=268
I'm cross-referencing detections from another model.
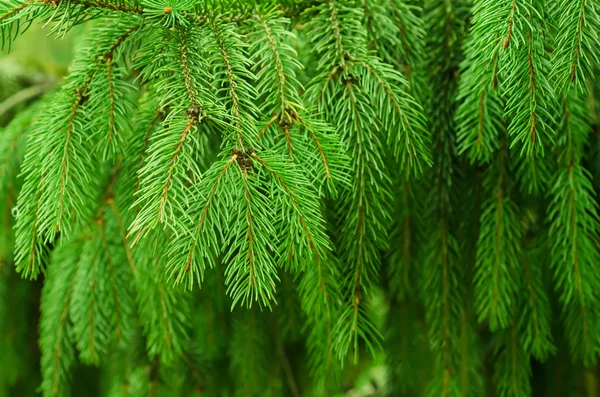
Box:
left=130, top=27, right=216, bottom=241
left=474, top=143, right=520, bottom=330
left=493, top=323, right=532, bottom=397
left=70, top=230, right=110, bottom=365
left=224, top=164, right=279, bottom=309
left=421, top=218, right=463, bottom=396
left=330, top=78, right=387, bottom=361
left=387, top=0, right=426, bottom=78
left=135, top=229, right=191, bottom=365
left=517, top=246, right=555, bottom=360
left=107, top=197, right=136, bottom=273
left=303, top=0, right=369, bottom=69
left=387, top=178, right=418, bottom=300
left=304, top=0, right=403, bottom=362
left=39, top=241, right=79, bottom=397
left=167, top=155, right=237, bottom=289
left=14, top=21, right=140, bottom=277
left=548, top=92, right=600, bottom=363
left=500, top=1, right=555, bottom=156
left=360, top=58, right=431, bottom=175
left=249, top=8, right=349, bottom=195
left=251, top=151, right=330, bottom=270
left=206, top=15, right=259, bottom=147
left=455, top=0, right=515, bottom=161
left=7, top=0, right=600, bottom=393
left=553, top=0, right=600, bottom=92
left=118, top=91, right=165, bottom=217
left=0, top=0, right=142, bottom=50
left=548, top=163, right=600, bottom=363
left=87, top=22, right=140, bottom=159
left=251, top=8, right=292, bottom=117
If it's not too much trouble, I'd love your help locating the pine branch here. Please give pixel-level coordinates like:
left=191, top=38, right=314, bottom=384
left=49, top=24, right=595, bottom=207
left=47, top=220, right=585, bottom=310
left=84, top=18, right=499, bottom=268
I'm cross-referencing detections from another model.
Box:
left=223, top=161, right=279, bottom=308
left=501, top=1, right=556, bottom=156
left=474, top=143, right=520, bottom=330
left=493, top=323, right=532, bottom=397
left=249, top=7, right=349, bottom=196
left=516, top=244, right=555, bottom=360
left=553, top=0, right=600, bottom=92
left=455, top=0, right=514, bottom=161
left=0, top=0, right=143, bottom=50
left=39, top=241, right=79, bottom=397
left=13, top=21, right=140, bottom=278
left=548, top=92, right=600, bottom=364
left=135, top=229, right=191, bottom=365
left=130, top=27, right=217, bottom=241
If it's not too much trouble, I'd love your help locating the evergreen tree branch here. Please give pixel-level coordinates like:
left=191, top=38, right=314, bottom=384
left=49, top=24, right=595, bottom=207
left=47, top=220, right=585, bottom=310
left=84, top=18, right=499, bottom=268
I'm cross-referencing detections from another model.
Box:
left=206, top=15, right=259, bottom=147
left=455, top=0, right=513, bottom=161
left=135, top=230, right=191, bottom=365
left=493, top=323, right=532, bottom=397
left=39, top=241, right=79, bottom=397
left=130, top=27, right=216, bottom=242
left=501, top=1, right=556, bottom=156
left=517, top=246, right=555, bottom=360
left=14, top=21, right=140, bottom=278
left=553, top=0, right=600, bottom=92
left=224, top=164, right=279, bottom=309
left=167, top=155, right=237, bottom=289
left=474, top=141, right=520, bottom=330
left=548, top=92, right=600, bottom=364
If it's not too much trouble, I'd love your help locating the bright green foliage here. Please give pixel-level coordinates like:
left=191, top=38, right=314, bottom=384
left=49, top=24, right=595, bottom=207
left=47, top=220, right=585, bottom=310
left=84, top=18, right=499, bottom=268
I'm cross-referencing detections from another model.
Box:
left=39, top=241, right=79, bottom=397
left=4, top=0, right=600, bottom=396
left=552, top=0, right=600, bottom=92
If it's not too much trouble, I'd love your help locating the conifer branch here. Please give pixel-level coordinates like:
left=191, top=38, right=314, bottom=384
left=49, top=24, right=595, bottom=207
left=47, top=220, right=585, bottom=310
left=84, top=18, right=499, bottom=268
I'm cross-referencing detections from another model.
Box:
left=361, top=58, right=431, bottom=174
left=39, top=241, right=79, bottom=397
left=474, top=142, right=520, bottom=330
left=107, top=197, right=135, bottom=273
left=6, top=0, right=600, bottom=393
left=493, top=323, right=532, bottom=397
left=130, top=27, right=214, bottom=241
left=252, top=10, right=287, bottom=115
left=168, top=156, right=237, bottom=289
left=553, top=0, right=600, bottom=91
left=548, top=92, right=600, bottom=363
left=13, top=21, right=140, bottom=279
left=501, top=1, right=555, bottom=156
left=517, top=247, right=555, bottom=360
left=135, top=230, right=191, bottom=364
left=456, top=0, right=514, bottom=161
left=206, top=16, right=259, bottom=147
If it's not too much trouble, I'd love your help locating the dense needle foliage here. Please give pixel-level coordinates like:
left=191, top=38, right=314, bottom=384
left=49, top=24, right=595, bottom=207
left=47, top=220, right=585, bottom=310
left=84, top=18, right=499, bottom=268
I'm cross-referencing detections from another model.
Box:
left=2, top=0, right=600, bottom=396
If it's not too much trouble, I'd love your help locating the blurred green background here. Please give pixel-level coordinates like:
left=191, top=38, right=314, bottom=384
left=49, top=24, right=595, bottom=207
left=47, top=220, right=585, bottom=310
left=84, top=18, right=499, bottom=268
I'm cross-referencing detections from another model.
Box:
left=0, top=24, right=80, bottom=124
